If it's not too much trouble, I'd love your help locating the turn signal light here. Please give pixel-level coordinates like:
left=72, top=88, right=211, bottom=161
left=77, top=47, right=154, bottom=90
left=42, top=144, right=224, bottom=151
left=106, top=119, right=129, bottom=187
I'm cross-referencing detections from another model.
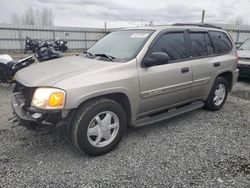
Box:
left=48, top=92, right=65, bottom=107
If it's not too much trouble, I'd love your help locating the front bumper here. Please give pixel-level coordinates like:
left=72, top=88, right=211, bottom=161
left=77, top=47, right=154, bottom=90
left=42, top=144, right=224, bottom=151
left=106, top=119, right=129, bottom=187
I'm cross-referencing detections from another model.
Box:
left=11, top=93, right=73, bottom=130
left=238, top=61, right=250, bottom=78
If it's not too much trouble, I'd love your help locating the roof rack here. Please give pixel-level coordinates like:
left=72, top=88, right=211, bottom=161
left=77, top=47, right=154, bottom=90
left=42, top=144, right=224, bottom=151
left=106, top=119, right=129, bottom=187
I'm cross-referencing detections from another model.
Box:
left=172, top=23, right=222, bottom=29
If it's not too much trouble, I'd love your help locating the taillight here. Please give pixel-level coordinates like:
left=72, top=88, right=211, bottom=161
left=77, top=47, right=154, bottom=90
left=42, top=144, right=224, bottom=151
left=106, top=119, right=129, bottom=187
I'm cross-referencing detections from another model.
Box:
left=236, top=51, right=239, bottom=64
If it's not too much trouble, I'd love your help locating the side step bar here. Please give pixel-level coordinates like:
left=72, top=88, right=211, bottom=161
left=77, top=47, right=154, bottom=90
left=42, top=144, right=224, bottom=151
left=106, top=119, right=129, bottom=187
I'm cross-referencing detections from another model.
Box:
left=135, top=101, right=204, bottom=127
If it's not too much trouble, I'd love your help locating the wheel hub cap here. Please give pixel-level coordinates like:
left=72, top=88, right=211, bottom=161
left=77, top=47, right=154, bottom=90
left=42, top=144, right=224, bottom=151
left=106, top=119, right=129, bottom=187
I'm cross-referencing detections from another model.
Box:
left=87, top=111, right=119, bottom=148
left=214, top=84, right=226, bottom=106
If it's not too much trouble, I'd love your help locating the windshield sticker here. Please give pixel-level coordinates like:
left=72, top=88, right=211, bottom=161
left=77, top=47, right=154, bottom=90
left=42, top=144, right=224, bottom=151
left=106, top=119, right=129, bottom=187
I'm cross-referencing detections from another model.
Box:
left=131, top=33, right=149, bottom=38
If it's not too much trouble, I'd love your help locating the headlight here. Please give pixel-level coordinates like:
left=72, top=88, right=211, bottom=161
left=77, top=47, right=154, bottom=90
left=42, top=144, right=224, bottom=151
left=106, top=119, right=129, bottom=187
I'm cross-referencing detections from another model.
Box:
left=31, top=88, right=66, bottom=109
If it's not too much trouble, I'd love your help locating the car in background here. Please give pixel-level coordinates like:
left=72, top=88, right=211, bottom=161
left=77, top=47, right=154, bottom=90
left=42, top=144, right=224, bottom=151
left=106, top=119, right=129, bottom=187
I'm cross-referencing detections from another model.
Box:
left=238, top=38, right=250, bottom=78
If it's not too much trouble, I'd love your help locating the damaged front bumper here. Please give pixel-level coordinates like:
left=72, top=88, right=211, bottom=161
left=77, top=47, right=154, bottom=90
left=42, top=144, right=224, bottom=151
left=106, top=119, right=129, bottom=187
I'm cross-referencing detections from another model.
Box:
left=11, top=83, right=74, bottom=131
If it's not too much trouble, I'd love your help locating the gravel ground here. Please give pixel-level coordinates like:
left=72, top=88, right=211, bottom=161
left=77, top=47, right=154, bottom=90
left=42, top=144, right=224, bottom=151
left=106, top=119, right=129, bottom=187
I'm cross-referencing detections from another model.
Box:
left=0, top=80, right=250, bottom=187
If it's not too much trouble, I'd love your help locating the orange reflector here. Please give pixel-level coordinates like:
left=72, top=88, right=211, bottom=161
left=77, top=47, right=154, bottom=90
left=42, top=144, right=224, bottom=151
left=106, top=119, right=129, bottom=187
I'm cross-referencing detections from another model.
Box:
left=48, top=92, right=65, bottom=107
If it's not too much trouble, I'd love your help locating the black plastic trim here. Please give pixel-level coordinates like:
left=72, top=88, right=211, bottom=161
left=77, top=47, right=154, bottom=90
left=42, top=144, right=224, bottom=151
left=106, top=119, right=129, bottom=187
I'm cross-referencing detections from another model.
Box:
left=135, top=101, right=204, bottom=127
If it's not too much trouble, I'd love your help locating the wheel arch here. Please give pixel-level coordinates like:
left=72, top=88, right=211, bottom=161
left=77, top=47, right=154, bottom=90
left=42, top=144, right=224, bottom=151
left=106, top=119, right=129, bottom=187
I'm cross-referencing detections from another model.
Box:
left=216, top=71, right=233, bottom=91
left=75, top=92, right=132, bottom=125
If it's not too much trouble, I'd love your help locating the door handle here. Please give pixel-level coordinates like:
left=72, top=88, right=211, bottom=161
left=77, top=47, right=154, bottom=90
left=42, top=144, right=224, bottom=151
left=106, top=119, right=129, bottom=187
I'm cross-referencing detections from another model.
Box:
left=214, top=62, right=221, bottom=67
left=181, top=67, right=189, bottom=73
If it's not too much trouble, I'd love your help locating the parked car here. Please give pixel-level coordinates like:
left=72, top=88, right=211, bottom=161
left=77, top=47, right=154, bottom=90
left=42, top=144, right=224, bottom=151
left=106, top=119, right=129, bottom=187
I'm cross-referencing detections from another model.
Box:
left=237, top=38, right=250, bottom=78
left=12, top=24, right=239, bottom=156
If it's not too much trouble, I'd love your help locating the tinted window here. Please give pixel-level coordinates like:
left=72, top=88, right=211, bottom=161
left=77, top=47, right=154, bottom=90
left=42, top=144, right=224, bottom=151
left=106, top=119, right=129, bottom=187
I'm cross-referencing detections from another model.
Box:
left=190, top=33, right=207, bottom=57
left=151, top=32, right=187, bottom=62
left=204, top=33, right=214, bottom=55
left=210, top=31, right=232, bottom=54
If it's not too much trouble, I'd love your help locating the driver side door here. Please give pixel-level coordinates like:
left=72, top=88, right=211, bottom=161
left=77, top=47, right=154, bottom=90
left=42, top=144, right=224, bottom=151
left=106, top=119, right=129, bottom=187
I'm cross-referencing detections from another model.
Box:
left=137, top=30, right=193, bottom=116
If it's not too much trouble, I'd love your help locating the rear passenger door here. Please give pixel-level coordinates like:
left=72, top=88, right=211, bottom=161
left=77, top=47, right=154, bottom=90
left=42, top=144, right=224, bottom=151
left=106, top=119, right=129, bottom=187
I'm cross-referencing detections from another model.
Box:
left=188, top=31, right=215, bottom=99
left=189, top=30, right=233, bottom=99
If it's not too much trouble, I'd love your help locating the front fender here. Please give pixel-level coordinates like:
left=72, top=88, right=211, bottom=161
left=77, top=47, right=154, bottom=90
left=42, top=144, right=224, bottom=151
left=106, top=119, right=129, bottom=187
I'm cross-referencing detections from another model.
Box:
left=73, top=87, right=130, bottom=108
left=64, top=87, right=139, bottom=124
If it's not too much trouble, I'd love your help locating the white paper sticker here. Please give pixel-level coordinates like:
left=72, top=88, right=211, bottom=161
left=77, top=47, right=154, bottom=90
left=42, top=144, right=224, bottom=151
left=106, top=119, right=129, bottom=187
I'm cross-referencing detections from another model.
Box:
left=131, top=33, right=149, bottom=38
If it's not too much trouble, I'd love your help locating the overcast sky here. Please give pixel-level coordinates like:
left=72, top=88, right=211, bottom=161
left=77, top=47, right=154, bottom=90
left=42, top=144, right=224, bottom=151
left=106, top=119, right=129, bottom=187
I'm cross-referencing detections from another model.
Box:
left=0, top=0, right=249, bottom=28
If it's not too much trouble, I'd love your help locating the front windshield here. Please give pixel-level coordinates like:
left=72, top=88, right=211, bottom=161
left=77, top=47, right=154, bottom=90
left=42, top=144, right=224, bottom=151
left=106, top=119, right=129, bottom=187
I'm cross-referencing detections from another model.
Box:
left=239, top=39, right=250, bottom=50
left=87, top=30, right=154, bottom=61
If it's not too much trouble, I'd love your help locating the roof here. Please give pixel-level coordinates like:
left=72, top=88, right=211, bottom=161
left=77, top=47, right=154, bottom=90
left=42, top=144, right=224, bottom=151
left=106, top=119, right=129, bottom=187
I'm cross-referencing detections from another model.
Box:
left=118, top=24, right=225, bottom=32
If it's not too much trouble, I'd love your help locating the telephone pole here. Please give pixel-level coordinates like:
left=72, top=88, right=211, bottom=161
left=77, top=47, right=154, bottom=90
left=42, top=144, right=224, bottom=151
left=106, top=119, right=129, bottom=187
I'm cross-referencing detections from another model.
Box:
left=201, top=10, right=205, bottom=23
left=104, top=21, right=107, bottom=34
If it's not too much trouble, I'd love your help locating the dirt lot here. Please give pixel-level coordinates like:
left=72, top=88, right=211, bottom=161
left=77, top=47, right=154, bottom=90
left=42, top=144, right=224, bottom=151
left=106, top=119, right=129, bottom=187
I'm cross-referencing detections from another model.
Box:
left=0, top=80, right=250, bottom=187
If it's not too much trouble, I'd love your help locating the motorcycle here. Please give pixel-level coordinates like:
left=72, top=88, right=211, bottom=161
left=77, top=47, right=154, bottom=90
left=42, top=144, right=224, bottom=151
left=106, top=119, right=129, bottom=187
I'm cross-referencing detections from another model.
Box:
left=24, top=36, right=40, bottom=53
left=24, top=37, right=63, bottom=62
left=0, top=54, right=35, bottom=84
left=53, top=40, right=68, bottom=52
left=35, top=41, right=62, bottom=62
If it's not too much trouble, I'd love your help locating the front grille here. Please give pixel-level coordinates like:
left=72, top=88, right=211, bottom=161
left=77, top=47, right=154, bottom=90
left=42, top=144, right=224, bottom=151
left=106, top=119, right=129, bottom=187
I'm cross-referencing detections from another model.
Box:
left=13, top=82, right=36, bottom=110
left=239, top=57, right=250, bottom=61
left=238, top=66, right=250, bottom=75
left=238, top=63, right=250, bottom=68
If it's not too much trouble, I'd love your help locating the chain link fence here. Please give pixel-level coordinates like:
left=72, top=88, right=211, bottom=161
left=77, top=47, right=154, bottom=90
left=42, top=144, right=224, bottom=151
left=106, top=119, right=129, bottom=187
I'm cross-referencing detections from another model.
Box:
left=0, top=23, right=250, bottom=52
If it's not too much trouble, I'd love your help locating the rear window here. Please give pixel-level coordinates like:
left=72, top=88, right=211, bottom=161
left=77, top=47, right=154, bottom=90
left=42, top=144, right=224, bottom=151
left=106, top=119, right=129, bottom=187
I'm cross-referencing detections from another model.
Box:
left=204, top=33, right=215, bottom=55
left=189, top=32, right=215, bottom=57
left=210, top=31, right=232, bottom=54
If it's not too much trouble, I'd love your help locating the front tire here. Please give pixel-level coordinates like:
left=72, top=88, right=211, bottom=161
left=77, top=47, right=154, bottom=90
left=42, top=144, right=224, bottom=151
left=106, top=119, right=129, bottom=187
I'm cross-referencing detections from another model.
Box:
left=71, top=98, right=127, bottom=156
left=205, top=77, right=228, bottom=111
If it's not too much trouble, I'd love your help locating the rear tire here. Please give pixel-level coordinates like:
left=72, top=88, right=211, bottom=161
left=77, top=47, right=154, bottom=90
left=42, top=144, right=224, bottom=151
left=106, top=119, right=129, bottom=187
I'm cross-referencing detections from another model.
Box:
left=71, top=98, right=127, bottom=156
left=205, top=77, right=228, bottom=111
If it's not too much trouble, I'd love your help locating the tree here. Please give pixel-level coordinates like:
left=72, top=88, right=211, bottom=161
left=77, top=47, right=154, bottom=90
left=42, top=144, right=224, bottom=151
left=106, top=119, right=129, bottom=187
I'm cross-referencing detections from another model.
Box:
left=11, top=13, right=20, bottom=25
left=144, top=21, right=154, bottom=27
left=41, top=8, right=54, bottom=26
left=229, top=16, right=244, bottom=26
left=10, top=7, right=54, bottom=26
left=22, top=7, right=35, bottom=25
left=148, top=21, right=154, bottom=26
left=234, top=16, right=244, bottom=25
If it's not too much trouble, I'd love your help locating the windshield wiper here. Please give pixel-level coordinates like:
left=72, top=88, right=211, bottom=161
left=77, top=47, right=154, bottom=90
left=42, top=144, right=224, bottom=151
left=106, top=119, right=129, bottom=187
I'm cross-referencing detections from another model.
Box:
left=83, top=51, right=115, bottom=61
left=83, top=51, right=95, bottom=58
left=94, top=53, right=115, bottom=61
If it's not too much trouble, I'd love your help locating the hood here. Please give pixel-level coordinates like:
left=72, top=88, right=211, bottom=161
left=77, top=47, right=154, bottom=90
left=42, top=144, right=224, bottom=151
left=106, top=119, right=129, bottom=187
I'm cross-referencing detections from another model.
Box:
left=238, top=50, right=250, bottom=59
left=15, top=55, right=118, bottom=87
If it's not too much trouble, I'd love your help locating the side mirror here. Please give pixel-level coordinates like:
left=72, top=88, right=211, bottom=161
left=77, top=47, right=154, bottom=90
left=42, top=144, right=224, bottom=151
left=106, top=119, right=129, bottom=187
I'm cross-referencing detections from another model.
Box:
left=142, top=52, right=169, bottom=67
left=236, top=44, right=241, bottom=49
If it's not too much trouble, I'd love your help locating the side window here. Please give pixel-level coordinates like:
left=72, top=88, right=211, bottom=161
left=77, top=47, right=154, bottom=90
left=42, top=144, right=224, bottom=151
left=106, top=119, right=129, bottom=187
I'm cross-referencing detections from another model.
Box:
left=189, top=33, right=207, bottom=57
left=204, top=33, right=215, bottom=55
left=151, top=32, right=187, bottom=62
left=210, top=31, right=232, bottom=54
